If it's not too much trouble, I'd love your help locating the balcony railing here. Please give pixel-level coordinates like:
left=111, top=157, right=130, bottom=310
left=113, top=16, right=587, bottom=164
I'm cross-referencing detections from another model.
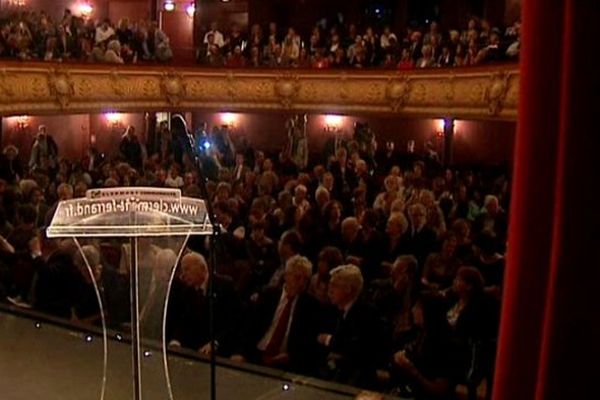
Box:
left=0, top=61, right=519, bottom=120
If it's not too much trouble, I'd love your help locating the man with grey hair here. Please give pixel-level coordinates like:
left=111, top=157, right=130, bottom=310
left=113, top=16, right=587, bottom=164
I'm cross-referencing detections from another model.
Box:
left=234, top=254, right=320, bottom=373
left=167, top=251, right=241, bottom=356
left=317, top=264, right=382, bottom=388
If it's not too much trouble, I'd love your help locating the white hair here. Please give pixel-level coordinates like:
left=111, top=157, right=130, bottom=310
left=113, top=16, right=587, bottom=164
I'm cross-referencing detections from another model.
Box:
left=285, top=255, right=312, bottom=279
left=330, top=264, right=363, bottom=298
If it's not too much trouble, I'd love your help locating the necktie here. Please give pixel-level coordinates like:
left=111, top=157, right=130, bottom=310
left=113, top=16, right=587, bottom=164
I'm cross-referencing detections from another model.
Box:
left=264, top=297, right=293, bottom=356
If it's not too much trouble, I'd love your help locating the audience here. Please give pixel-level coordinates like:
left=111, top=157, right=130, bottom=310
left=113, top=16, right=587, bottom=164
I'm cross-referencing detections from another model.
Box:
left=0, top=115, right=510, bottom=399
left=0, top=7, right=518, bottom=69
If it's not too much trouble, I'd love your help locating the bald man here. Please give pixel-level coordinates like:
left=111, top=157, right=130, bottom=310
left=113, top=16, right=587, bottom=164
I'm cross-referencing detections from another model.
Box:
left=167, top=252, right=242, bottom=356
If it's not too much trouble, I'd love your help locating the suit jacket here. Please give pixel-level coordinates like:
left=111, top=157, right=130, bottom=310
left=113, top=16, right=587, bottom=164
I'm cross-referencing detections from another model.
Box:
left=405, top=224, right=438, bottom=271
left=245, top=287, right=321, bottom=373
left=320, top=301, right=384, bottom=388
left=167, top=275, right=242, bottom=355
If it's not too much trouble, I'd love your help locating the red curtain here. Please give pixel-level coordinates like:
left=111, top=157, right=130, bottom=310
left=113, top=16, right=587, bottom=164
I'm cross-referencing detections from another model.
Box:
left=493, top=1, right=600, bottom=399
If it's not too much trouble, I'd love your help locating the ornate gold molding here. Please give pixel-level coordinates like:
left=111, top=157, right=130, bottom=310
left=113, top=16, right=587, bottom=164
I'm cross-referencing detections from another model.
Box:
left=0, top=62, right=519, bottom=120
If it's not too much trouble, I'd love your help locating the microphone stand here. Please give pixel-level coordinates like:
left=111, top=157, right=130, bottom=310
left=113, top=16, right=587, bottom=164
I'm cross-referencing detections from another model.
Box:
left=183, top=127, right=219, bottom=400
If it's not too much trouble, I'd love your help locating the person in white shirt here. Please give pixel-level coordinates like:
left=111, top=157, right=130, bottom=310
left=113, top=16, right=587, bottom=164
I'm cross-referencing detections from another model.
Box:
left=203, top=22, right=225, bottom=48
left=95, top=19, right=115, bottom=44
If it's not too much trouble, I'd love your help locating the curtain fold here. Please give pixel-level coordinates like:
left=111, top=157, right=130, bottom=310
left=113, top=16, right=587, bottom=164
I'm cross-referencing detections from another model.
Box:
left=493, top=1, right=600, bottom=399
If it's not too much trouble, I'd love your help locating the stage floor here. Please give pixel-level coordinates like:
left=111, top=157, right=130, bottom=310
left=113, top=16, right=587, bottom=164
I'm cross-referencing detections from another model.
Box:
left=0, top=310, right=383, bottom=400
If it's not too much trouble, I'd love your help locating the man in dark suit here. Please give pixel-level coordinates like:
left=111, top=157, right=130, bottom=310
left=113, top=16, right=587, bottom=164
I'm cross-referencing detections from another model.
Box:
left=406, top=203, right=438, bottom=271
left=317, top=264, right=384, bottom=389
left=233, top=255, right=320, bottom=374
left=167, top=252, right=242, bottom=357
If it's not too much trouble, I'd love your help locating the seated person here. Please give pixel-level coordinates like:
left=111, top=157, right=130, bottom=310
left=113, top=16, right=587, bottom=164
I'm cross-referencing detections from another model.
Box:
left=232, top=255, right=320, bottom=374
left=167, top=252, right=242, bottom=356
left=390, top=293, right=460, bottom=399
left=317, top=264, right=383, bottom=389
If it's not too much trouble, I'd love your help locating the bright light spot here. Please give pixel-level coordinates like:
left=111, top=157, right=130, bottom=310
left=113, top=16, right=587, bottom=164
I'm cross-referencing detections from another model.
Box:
left=79, top=2, right=93, bottom=17
left=34, top=322, right=41, bottom=329
left=324, top=114, right=343, bottom=128
left=143, top=350, right=152, bottom=357
left=282, top=384, right=290, bottom=391
left=164, top=0, right=175, bottom=11
left=85, top=335, right=93, bottom=342
left=435, top=119, right=445, bottom=132
left=105, top=112, right=122, bottom=124
left=203, top=141, right=211, bottom=150
left=115, top=333, right=123, bottom=341
left=220, top=112, right=237, bottom=126
left=185, top=3, right=196, bottom=17
left=375, top=8, right=380, bottom=14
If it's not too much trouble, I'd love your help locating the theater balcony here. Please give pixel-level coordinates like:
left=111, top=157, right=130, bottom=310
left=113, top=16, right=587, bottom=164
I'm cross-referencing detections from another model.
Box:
left=0, top=61, right=518, bottom=121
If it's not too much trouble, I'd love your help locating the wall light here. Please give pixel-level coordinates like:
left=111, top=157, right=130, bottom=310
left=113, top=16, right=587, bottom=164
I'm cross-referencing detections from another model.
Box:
left=79, top=2, right=94, bottom=18
left=6, top=115, right=30, bottom=131
left=220, top=112, right=238, bottom=128
left=105, top=112, right=123, bottom=128
left=164, top=0, right=175, bottom=12
left=185, top=2, right=196, bottom=17
left=324, top=114, right=344, bottom=132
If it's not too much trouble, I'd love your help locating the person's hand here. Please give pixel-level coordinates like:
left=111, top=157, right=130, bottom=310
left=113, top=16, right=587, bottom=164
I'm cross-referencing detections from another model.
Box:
left=198, top=342, right=213, bottom=356
left=263, top=352, right=289, bottom=366
left=167, top=340, right=182, bottom=350
left=393, top=351, right=418, bottom=376
left=230, top=354, right=246, bottom=363
left=317, top=333, right=332, bottom=347
left=29, top=236, right=42, bottom=258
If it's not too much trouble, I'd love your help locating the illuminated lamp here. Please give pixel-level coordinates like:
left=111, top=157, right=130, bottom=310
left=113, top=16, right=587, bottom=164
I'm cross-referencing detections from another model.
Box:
left=185, top=3, right=196, bottom=17
left=164, top=0, right=175, bottom=12
left=220, top=112, right=237, bottom=127
left=79, top=2, right=93, bottom=17
left=324, top=114, right=343, bottom=132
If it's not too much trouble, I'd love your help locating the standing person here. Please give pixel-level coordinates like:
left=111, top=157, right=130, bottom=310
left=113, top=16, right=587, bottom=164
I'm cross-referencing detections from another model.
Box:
left=29, top=125, right=58, bottom=175
left=0, top=145, right=23, bottom=184
left=119, top=125, right=145, bottom=171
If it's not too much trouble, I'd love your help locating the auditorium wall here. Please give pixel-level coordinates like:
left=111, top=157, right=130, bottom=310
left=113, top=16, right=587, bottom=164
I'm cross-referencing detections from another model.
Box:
left=1, top=112, right=515, bottom=168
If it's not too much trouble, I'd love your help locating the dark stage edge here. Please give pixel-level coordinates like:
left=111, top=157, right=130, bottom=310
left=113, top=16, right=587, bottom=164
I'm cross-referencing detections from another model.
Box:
left=0, top=308, right=402, bottom=400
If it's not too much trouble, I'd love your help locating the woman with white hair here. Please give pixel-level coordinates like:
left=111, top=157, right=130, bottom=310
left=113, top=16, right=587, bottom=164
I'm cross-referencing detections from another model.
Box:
left=104, top=39, right=124, bottom=64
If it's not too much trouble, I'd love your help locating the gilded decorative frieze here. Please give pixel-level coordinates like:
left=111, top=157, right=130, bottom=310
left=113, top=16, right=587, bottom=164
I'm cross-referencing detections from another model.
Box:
left=0, top=63, right=519, bottom=120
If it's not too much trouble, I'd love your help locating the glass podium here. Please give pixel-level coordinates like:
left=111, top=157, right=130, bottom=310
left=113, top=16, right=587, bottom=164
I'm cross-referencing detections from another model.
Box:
left=46, top=187, right=212, bottom=400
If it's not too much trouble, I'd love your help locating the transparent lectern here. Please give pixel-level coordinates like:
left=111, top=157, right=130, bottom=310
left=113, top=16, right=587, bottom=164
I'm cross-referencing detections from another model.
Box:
left=47, top=187, right=212, bottom=400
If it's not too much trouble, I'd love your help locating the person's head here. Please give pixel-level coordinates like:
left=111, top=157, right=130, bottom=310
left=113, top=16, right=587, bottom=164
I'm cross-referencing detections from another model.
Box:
left=419, top=189, right=435, bottom=207
left=180, top=252, right=208, bottom=289
left=29, top=187, right=44, bottom=205
left=421, top=44, right=432, bottom=58
left=294, top=184, right=307, bottom=202
left=38, top=125, right=47, bottom=136
left=355, top=159, right=368, bottom=175
left=328, top=264, right=363, bottom=309
left=441, top=232, right=458, bottom=257
left=391, top=255, right=418, bottom=292
left=278, top=229, right=302, bottom=260
left=250, top=220, right=267, bottom=242
left=453, top=266, right=484, bottom=299
left=235, top=152, right=244, bottom=166
left=451, top=219, right=471, bottom=241
left=408, top=203, right=427, bottom=229
left=323, top=200, right=343, bottom=223
left=341, top=217, right=360, bottom=243
left=283, top=255, right=312, bottom=297
left=483, top=195, right=500, bottom=214
left=430, top=21, right=439, bottom=32
left=384, top=175, right=399, bottom=193
left=315, top=186, right=330, bottom=208
left=322, top=172, right=334, bottom=190
left=74, top=245, right=102, bottom=284
left=386, top=213, right=408, bottom=237
left=317, top=246, right=344, bottom=277
left=210, top=21, right=219, bottom=32
left=3, top=145, right=18, bottom=160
